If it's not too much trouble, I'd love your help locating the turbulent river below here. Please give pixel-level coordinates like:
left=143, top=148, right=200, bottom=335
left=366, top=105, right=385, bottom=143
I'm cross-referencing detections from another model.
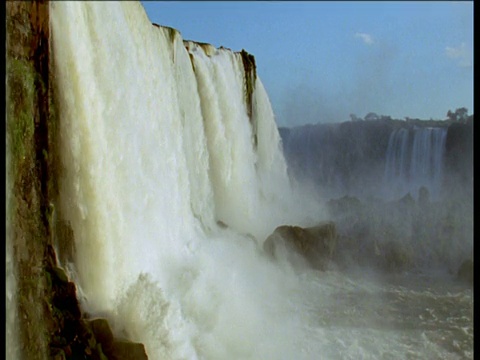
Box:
left=291, top=269, right=473, bottom=359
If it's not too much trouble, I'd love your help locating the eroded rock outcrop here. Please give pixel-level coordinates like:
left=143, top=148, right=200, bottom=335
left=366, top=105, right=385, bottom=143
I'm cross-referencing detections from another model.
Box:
left=264, top=222, right=337, bottom=270
left=374, top=240, right=414, bottom=273
left=88, top=318, right=148, bottom=360
left=43, top=245, right=149, bottom=359
left=457, top=259, right=473, bottom=285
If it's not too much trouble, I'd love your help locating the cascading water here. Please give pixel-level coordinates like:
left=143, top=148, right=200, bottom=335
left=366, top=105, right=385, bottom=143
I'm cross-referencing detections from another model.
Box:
left=301, top=125, right=341, bottom=199
left=49, top=2, right=471, bottom=359
left=383, top=127, right=447, bottom=200
left=50, top=2, right=323, bottom=358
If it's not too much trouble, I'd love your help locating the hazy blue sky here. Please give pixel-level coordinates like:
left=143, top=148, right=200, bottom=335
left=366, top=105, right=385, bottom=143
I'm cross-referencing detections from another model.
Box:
left=142, top=1, right=473, bottom=127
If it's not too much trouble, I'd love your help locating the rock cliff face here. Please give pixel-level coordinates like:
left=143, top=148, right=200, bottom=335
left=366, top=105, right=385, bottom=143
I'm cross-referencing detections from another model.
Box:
left=7, top=1, right=55, bottom=358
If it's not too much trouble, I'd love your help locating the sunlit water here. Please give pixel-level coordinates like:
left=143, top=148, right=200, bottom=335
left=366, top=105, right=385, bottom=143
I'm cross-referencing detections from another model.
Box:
left=49, top=2, right=472, bottom=359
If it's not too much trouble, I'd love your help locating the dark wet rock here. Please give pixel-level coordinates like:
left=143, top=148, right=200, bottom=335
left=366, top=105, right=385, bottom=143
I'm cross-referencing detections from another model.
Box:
left=50, top=347, right=66, bottom=360
left=239, top=49, right=256, bottom=120
left=216, top=220, right=228, bottom=229
left=50, top=277, right=81, bottom=321
left=92, top=343, right=109, bottom=360
left=55, top=219, right=76, bottom=265
left=377, top=241, right=413, bottom=273
left=44, top=263, right=149, bottom=359
left=89, top=318, right=114, bottom=343
left=85, top=318, right=149, bottom=359
left=397, top=192, right=415, bottom=208
left=51, top=266, right=69, bottom=284
left=88, top=318, right=115, bottom=350
left=457, top=259, right=473, bottom=285
left=264, top=221, right=337, bottom=270
left=7, top=1, right=54, bottom=358
left=109, top=340, right=149, bottom=360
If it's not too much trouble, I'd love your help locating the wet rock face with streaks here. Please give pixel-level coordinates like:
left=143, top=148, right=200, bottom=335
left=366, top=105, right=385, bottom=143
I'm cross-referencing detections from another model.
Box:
left=264, top=222, right=337, bottom=270
left=7, top=1, right=53, bottom=358
left=456, top=259, right=473, bottom=285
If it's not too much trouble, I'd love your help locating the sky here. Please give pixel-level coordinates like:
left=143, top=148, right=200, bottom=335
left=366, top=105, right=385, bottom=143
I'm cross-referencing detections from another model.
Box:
left=142, top=1, right=474, bottom=127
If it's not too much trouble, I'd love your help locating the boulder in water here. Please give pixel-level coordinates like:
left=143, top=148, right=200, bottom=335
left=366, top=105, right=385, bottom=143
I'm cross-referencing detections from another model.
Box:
left=397, top=192, right=416, bottom=208
left=264, top=221, right=337, bottom=270
left=457, top=259, right=473, bottom=285
left=88, top=318, right=114, bottom=349
left=86, top=318, right=148, bottom=359
left=109, top=340, right=149, bottom=360
left=378, top=241, right=413, bottom=273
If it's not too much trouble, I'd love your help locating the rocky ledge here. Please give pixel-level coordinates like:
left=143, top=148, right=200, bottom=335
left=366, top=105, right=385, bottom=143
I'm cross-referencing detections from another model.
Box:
left=264, top=221, right=337, bottom=270
left=44, top=246, right=148, bottom=360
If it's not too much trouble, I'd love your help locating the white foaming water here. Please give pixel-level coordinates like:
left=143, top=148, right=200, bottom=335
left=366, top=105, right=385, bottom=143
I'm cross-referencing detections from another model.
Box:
left=50, top=3, right=472, bottom=359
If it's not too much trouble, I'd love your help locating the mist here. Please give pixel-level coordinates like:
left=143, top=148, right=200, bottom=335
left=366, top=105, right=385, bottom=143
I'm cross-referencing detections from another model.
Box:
left=279, top=117, right=473, bottom=277
left=277, top=117, right=473, bottom=357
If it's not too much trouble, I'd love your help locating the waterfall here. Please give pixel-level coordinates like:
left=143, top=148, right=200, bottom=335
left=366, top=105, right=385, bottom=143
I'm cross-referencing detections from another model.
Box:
left=50, top=2, right=323, bottom=358
left=383, top=128, right=411, bottom=198
left=383, top=127, right=447, bottom=200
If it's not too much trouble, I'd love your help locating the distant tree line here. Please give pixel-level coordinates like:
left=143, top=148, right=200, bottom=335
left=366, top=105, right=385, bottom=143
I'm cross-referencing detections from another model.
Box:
left=349, top=107, right=472, bottom=124
left=350, top=112, right=392, bottom=122
left=446, top=107, right=470, bottom=123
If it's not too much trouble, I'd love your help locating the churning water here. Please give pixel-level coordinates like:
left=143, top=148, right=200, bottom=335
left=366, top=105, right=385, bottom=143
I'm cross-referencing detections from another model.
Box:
left=49, top=2, right=472, bottom=359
